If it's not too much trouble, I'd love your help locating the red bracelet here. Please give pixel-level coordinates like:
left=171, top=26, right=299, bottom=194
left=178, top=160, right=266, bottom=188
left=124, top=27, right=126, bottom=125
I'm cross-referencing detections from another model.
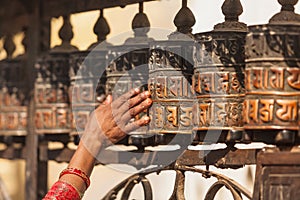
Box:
left=59, top=168, right=91, bottom=189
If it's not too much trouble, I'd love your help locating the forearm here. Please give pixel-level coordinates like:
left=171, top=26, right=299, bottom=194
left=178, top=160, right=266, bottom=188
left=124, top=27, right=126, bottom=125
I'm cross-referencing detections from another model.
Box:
left=43, top=141, right=100, bottom=200
left=61, top=140, right=99, bottom=193
left=43, top=89, right=152, bottom=199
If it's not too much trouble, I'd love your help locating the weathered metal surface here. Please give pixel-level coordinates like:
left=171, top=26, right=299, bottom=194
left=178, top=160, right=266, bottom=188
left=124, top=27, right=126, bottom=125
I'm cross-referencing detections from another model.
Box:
left=193, top=31, right=246, bottom=142
left=177, top=148, right=257, bottom=167
left=106, top=4, right=153, bottom=142
left=34, top=15, right=77, bottom=135
left=69, top=50, right=107, bottom=135
left=253, top=147, right=300, bottom=200
left=101, top=160, right=252, bottom=200
left=0, top=57, right=28, bottom=136
left=148, top=40, right=194, bottom=135
left=34, top=52, right=72, bottom=134
left=244, top=24, right=300, bottom=144
left=106, top=44, right=151, bottom=141
left=147, top=0, right=195, bottom=137
left=169, top=170, right=185, bottom=200
left=192, top=0, right=247, bottom=143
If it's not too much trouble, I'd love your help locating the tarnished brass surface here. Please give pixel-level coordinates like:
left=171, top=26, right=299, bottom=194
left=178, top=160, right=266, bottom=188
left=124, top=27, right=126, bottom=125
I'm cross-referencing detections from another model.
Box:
left=34, top=53, right=72, bottom=134
left=69, top=50, right=107, bottom=135
left=107, top=44, right=150, bottom=136
left=193, top=31, right=246, bottom=141
left=245, top=25, right=300, bottom=133
left=0, top=59, right=28, bottom=136
left=148, top=40, right=194, bottom=135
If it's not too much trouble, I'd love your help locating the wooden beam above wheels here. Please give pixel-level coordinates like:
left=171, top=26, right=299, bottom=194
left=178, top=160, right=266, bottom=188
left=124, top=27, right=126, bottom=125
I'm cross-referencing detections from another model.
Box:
left=42, top=0, right=157, bottom=18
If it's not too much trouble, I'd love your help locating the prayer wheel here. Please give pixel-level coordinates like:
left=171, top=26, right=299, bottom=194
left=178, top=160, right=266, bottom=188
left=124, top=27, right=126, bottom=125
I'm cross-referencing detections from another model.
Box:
left=34, top=52, right=72, bottom=134
left=106, top=44, right=150, bottom=137
left=193, top=0, right=247, bottom=142
left=69, top=49, right=107, bottom=135
left=244, top=0, right=300, bottom=144
left=244, top=24, right=300, bottom=143
left=34, top=15, right=78, bottom=135
left=0, top=58, right=28, bottom=135
left=148, top=40, right=194, bottom=135
left=193, top=31, right=246, bottom=142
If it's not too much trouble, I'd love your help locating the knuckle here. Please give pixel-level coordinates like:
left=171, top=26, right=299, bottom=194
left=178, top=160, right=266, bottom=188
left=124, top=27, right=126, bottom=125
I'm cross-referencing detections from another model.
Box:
left=129, top=108, right=136, bottom=117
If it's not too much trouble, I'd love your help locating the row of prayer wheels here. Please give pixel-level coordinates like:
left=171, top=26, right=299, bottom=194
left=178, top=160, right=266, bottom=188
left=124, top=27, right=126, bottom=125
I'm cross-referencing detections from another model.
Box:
left=1, top=0, right=300, bottom=146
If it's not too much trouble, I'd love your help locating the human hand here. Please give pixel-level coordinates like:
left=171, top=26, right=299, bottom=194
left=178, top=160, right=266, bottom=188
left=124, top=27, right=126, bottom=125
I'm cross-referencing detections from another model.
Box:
left=81, top=88, right=152, bottom=155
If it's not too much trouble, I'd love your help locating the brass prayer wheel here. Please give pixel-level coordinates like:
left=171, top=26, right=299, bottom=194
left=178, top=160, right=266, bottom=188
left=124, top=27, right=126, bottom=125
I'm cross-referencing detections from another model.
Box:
left=148, top=40, right=194, bottom=135
left=244, top=24, right=300, bottom=143
left=34, top=52, right=72, bottom=134
left=193, top=30, right=247, bottom=142
left=69, top=49, right=107, bottom=135
left=191, top=0, right=247, bottom=143
left=0, top=58, right=28, bottom=135
left=106, top=44, right=150, bottom=137
left=106, top=45, right=149, bottom=100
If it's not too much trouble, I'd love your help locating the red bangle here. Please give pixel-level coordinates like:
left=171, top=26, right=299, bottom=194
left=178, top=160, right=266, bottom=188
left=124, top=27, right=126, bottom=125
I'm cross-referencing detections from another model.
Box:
left=59, top=168, right=91, bottom=189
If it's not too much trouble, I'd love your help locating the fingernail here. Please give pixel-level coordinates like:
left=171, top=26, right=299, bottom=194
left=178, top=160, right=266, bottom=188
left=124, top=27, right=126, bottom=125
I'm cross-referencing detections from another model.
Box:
left=144, top=91, right=150, bottom=97
left=143, top=116, right=150, bottom=123
left=134, top=88, right=140, bottom=93
left=147, top=98, right=152, bottom=104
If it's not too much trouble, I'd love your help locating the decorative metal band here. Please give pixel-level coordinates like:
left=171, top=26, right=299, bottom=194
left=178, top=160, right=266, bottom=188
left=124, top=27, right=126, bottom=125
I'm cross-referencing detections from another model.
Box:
left=244, top=25, right=300, bottom=131
left=0, top=107, right=27, bottom=136
left=246, top=25, right=300, bottom=61
left=149, top=102, right=195, bottom=134
left=243, top=96, right=299, bottom=130
left=34, top=53, right=72, bottom=134
left=193, top=98, right=244, bottom=130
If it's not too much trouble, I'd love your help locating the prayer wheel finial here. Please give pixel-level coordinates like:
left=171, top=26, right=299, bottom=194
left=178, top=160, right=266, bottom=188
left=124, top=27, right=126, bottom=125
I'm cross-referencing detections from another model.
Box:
left=89, top=9, right=111, bottom=49
left=269, top=0, right=300, bottom=24
left=214, top=0, right=247, bottom=31
left=173, top=0, right=195, bottom=35
left=4, top=34, right=16, bottom=59
left=94, top=9, right=110, bottom=43
left=124, top=2, right=153, bottom=44
left=52, top=15, right=78, bottom=52
left=222, top=0, right=243, bottom=21
left=131, top=2, right=150, bottom=37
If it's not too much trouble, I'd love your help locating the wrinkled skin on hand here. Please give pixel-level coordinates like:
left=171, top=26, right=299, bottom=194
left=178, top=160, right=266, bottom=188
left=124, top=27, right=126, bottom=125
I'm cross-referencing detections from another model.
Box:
left=80, top=88, right=152, bottom=156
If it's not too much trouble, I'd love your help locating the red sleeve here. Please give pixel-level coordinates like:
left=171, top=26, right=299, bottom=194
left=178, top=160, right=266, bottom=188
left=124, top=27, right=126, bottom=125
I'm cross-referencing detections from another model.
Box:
left=43, top=180, right=82, bottom=200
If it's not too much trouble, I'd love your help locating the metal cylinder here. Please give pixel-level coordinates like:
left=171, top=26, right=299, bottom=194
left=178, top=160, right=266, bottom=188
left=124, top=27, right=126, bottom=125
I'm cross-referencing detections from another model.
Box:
left=34, top=52, right=72, bottom=134
left=244, top=24, right=300, bottom=143
left=69, top=50, right=107, bottom=135
left=148, top=40, right=194, bottom=135
left=193, top=31, right=246, bottom=142
left=106, top=44, right=150, bottom=137
left=0, top=58, right=28, bottom=135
